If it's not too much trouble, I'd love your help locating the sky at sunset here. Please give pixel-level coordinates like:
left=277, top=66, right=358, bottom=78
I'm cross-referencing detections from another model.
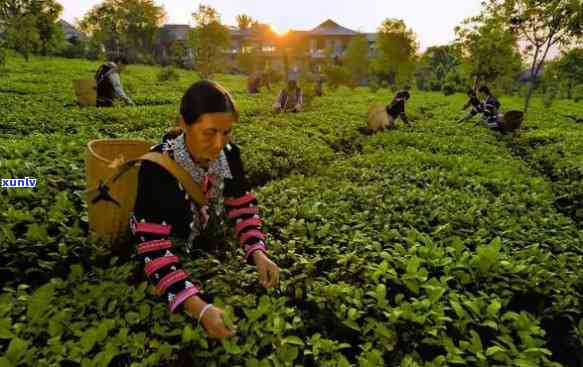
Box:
left=60, top=0, right=486, bottom=51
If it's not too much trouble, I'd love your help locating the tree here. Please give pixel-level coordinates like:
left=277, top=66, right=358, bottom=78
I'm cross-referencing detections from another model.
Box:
left=373, top=18, right=418, bottom=87
left=31, top=0, right=64, bottom=55
left=543, top=48, right=583, bottom=99
left=5, top=14, right=40, bottom=61
left=0, top=0, right=64, bottom=59
left=455, top=15, right=523, bottom=92
left=189, top=4, right=230, bottom=79
left=483, top=0, right=583, bottom=112
left=236, top=14, right=254, bottom=31
left=79, top=0, right=166, bottom=62
left=415, top=44, right=465, bottom=91
left=343, top=35, right=370, bottom=85
left=556, top=48, right=583, bottom=96
left=236, top=46, right=262, bottom=74
left=0, top=0, right=24, bottom=20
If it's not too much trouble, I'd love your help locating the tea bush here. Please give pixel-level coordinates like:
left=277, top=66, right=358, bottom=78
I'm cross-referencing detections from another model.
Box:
left=1, top=54, right=582, bottom=366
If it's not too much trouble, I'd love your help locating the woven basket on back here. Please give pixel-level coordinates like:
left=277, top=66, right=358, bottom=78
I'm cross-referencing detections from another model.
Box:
left=500, top=110, right=524, bottom=131
left=85, top=139, right=155, bottom=247
left=368, top=104, right=389, bottom=132
left=73, top=79, right=97, bottom=107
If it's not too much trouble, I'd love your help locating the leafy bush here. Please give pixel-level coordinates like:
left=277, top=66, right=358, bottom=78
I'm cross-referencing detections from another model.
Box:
left=323, top=65, right=351, bottom=89
left=1, top=54, right=583, bottom=366
left=368, top=78, right=380, bottom=93
left=573, top=84, right=583, bottom=102
left=543, top=87, right=558, bottom=108
left=0, top=47, right=6, bottom=69
left=442, top=83, right=456, bottom=96
left=157, top=66, right=180, bottom=82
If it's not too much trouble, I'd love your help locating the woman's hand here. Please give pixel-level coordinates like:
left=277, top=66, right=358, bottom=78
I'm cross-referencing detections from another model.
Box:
left=253, top=251, right=280, bottom=289
left=185, top=296, right=235, bottom=339
left=200, top=306, right=236, bottom=339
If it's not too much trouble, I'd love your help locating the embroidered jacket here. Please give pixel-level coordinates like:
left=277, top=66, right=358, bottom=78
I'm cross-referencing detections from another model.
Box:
left=482, top=95, right=501, bottom=128
left=131, top=133, right=266, bottom=313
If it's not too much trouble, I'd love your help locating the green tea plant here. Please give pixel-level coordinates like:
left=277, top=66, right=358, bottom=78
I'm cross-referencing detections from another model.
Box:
left=1, top=54, right=582, bottom=366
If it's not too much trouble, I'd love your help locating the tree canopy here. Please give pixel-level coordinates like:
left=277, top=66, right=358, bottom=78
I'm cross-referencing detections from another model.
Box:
left=79, top=0, right=166, bottom=62
left=373, top=18, right=418, bottom=87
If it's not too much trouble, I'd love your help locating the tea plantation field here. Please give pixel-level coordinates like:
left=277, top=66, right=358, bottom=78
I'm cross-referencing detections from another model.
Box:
left=1, top=53, right=582, bottom=367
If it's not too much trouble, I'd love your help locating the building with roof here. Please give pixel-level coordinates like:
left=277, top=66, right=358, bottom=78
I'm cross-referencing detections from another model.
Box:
left=157, top=24, right=194, bottom=64
left=156, top=19, right=377, bottom=72
left=58, top=20, right=87, bottom=43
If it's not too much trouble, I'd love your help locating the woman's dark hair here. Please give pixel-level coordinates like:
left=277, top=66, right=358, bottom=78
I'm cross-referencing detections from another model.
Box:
left=180, top=80, right=239, bottom=125
left=396, top=90, right=411, bottom=100
left=478, top=86, right=491, bottom=95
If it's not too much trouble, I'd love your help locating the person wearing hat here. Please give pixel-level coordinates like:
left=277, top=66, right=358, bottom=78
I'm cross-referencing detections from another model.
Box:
left=272, top=79, right=303, bottom=113
left=95, top=57, right=135, bottom=107
left=385, top=90, right=411, bottom=128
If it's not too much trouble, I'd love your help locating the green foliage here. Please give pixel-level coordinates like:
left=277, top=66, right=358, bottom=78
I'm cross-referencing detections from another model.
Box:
left=416, top=45, right=465, bottom=93
left=31, top=0, right=65, bottom=56
left=4, top=13, right=41, bottom=62
left=455, top=15, right=522, bottom=91
left=343, top=35, right=371, bottom=85
left=236, top=47, right=263, bottom=74
left=482, top=0, right=583, bottom=112
left=0, top=46, right=6, bottom=69
left=78, top=0, right=166, bottom=63
left=0, top=0, right=65, bottom=59
left=544, top=48, right=583, bottom=100
left=157, top=66, right=180, bottom=82
left=323, top=65, right=351, bottom=90
left=572, top=84, right=583, bottom=102
left=189, top=4, right=231, bottom=79
left=373, top=18, right=418, bottom=86
left=1, top=54, right=582, bottom=366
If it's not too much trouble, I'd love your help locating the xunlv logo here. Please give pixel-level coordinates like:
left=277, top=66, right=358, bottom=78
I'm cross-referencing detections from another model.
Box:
left=1, top=177, right=37, bottom=188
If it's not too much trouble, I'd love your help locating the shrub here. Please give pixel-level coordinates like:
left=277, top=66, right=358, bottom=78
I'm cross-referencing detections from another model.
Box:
left=0, top=47, right=6, bottom=69
left=543, top=87, right=558, bottom=108
left=323, top=65, right=351, bottom=90
left=157, top=66, right=180, bottom=82
left=573, top=84, right=583, bottom=102
left=368, top=78, right=380, bottom=93
left=442, top=83, right=456, bottom=96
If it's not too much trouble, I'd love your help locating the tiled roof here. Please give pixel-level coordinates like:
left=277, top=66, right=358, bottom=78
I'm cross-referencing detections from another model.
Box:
left=58, top=20, right=87, bottom=41
left=308, top=19, right=359, bottom=36
left=159, top=24, right=191, bottom=43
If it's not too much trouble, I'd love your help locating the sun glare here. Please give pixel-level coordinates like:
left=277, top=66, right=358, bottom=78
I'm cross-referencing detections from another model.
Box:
left=271, top=25, right=289, bottom=36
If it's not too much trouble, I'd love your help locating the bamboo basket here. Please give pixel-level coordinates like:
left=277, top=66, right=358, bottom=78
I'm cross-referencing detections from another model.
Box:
left=499, top=110, right=524, bottom=131
left=73, top=79, right=97, bottom=107
left=85, top=139, right=156, bottom=247
left=367, top=104, right=389, bottom=132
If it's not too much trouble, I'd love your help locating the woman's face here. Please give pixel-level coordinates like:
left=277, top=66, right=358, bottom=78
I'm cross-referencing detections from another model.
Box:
left=183, top=112, right=235, bottom=164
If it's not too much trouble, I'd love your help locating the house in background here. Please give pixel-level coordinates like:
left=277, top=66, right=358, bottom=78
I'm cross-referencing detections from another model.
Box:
left=156, top=19, right=377, bottom=73
left=58, top=20, right=87, bottom=44
left=158, top=24, right=193, bottom=65
left=231, top=19, right=378, bottom=73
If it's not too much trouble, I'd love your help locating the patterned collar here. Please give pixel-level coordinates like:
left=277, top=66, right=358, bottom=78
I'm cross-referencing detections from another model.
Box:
left=162, top=132, right=232, bottom=253
left=163, top=133, right=232, bottom=183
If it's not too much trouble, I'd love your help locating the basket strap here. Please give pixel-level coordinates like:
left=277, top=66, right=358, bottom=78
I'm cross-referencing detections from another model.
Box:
left=136, top=152, right=208, bottom=207
left=87, top=152, right=208, bottom=208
